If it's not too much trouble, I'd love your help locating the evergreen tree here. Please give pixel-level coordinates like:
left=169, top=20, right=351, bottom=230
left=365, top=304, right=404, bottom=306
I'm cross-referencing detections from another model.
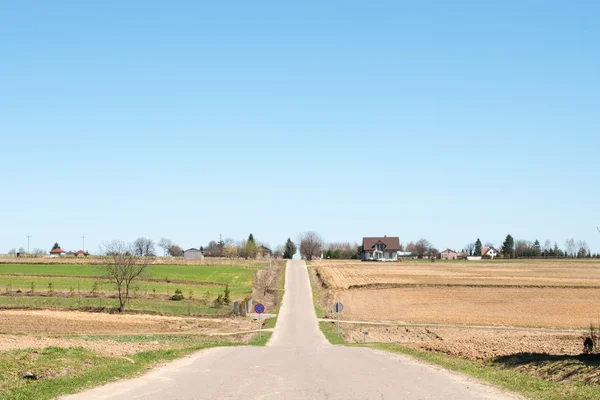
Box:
left=223, top=284, right=231, bottom=305
left=502, top=235, right=515, bottom=258
left=533, top=239, right=541, bottom=255
left=283, top=238, right=297, bottom=259
left=474, top=239, right=482, bottom=256
left=248, top=233, right=255, bottom=245
left=51, top=242, right=60, bottom=250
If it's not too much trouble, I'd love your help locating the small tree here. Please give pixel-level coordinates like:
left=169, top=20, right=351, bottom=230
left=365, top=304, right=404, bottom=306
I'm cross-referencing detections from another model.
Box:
left=223, top=284, right=231, bottom=305
left=51, top=242, right=60, bottom=251
left=474, top=239, right=482, bottom=256
left=100, top=240, right=153, bottom=312
left=283, top=238, right=297, bottom=259
left=501, top=234, right=514, bottom=258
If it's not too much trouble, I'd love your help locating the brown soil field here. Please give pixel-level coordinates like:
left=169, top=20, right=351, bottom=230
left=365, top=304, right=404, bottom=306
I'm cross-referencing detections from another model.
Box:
left=0, top=309, right=256, bottom=335
left=339, top=323, right=585, bottom=360
left=335, top=287, right=600, bottom=329
left=315, top=260, right=600, bottom=289
left=0, top=334, right=169, bottom=356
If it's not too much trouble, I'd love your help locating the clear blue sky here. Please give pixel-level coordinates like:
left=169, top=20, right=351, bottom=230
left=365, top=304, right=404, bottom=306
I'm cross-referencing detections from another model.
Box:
left=1, top=1, right=599, bottom=253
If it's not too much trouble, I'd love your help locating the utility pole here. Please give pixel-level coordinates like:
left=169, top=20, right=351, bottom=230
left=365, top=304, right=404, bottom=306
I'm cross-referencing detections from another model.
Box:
left=81, top=234, right=86, bottom=250
left=26, top=233, right=32, bottom=253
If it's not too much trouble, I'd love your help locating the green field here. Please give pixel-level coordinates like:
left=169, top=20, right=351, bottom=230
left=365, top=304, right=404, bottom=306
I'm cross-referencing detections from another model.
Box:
left=0, top=263, right=257, bottom=316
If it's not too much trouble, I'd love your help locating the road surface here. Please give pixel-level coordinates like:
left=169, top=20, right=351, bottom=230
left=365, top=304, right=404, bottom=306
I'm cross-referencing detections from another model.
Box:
left=64, top=260, right=519, bottom=400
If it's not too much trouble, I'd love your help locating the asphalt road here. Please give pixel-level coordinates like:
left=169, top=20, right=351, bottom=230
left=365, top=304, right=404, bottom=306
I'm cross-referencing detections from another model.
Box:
left=64, top=260, right=519, bottom=400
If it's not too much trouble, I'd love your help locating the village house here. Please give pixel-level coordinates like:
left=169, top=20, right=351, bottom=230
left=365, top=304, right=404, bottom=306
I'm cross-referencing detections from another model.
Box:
left=256, top=245, right=273, bottom=259
left=482, top=247, right=499, bottom=259
left=440, top=248, right=458, bottom=260
left=74, top=250, right=88, bottom=257
left=49, top=248, right=65, bottom=257
left=361, top=236, right=401, bottom=261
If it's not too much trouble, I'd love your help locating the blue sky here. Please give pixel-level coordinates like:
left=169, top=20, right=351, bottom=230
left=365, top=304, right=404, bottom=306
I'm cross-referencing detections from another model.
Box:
left=1, top=1, right=598, bottom=253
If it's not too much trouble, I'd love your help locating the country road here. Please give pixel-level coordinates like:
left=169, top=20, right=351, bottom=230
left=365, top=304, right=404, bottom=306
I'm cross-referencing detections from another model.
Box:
left=63, top=260, right=519, bottom=400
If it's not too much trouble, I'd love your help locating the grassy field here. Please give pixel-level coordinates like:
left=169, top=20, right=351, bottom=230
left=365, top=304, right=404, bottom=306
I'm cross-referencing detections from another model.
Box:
left=0, top=263, right=259, bottom=316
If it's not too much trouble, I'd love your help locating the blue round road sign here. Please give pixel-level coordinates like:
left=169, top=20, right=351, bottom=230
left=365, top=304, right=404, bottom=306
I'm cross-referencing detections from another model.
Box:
left=254, top=303, right=265, bottom=314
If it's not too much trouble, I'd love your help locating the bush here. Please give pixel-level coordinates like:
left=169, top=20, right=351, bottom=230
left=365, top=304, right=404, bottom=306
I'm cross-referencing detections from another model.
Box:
left=170, top=288, right=184, bottom=301
left=223, top=284, right=231, bottom=305
left=213, top=293, right=224, bottom=307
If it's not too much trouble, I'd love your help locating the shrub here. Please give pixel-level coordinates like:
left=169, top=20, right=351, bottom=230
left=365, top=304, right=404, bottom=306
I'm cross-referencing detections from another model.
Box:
left=170, top=288, right=184, bottom=301
left=47, top=282, right=55, bottom=297
left=188, top=289, right=194, bottom=300
left=223, top=284, right=231, bottom=305
left=213, top=293, right=224, bottom=307
left=90, top=281, right=99, bottom=297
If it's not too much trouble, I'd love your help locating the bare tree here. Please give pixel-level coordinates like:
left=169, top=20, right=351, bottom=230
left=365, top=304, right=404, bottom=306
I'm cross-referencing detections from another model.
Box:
left=565, top=238, right=576, bottom=257
left=464, top=243, right=475, bottom=256
left=413, top=239, right=431, bottom=258
left=32, top=248, right=45, bottom=255
left=543, top=239, right=552, bottom=253
left=18, top=247, right=26, bottom=254
left=158, top=238, right=173, bottom=256
left=7, top=248, right=16, bottom=256
left=100, top=240, right=153, bottom=312
left=133, top=237, right=156, bottom=257
left=298, top=231, right=324, bottom=261
left=255, top=263, right=278, bottom=296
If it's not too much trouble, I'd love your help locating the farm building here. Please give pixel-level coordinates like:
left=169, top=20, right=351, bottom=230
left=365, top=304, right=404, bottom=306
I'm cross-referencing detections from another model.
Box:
left=49, top=248, right=65, bottom=257
left=361, top=236, right=401, bottom=261
left=482, top=247, right=499, bottom=259
left=74, top=250, right=88, bottom=257
left=257, top=245, right=273, bottom=259
left=184, top=248, right=204, bottom=261
left=440, top=249, right=458, bottom=260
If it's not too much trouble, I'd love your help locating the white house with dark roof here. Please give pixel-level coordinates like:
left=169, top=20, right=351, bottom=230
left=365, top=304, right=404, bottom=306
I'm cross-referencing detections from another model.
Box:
left=361, top=236, right=401, bottom=261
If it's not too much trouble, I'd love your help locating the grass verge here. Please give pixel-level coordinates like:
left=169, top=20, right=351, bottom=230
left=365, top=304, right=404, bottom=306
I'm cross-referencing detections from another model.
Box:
left=0, top=331, right=271, bottom=400
left=261, top=263, right=286, bottom=330
left=357, top=343, right=600, bottom=400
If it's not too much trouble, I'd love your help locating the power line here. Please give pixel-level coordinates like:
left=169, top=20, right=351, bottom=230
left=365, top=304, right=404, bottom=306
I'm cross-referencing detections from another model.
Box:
left=26, top=233, right=32, bottom=253
left=81, top=234, right=86, bottom=250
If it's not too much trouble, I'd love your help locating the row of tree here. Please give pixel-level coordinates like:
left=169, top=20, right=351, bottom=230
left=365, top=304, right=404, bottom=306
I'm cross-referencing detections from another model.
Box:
left=462, top=235, right=598, bottom=258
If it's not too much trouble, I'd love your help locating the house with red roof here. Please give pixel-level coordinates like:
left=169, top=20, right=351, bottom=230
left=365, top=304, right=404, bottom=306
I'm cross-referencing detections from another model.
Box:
left=74, top=250, right=88, bottom=257
left=49, top=248, right=65, bottom=257
left=481, top=247, right=499, bottom=259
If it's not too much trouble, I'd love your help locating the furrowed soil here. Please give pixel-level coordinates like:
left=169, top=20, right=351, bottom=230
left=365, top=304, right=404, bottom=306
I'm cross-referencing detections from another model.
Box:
left=335, top=287, right=600, bottom=328
left=0, top=309, right=256, bottom=335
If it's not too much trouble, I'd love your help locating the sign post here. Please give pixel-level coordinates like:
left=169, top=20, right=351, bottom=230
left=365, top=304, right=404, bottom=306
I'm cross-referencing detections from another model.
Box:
left=333, top=302, right=343, bottom=337
left=254, top=302, right=265, bottom=338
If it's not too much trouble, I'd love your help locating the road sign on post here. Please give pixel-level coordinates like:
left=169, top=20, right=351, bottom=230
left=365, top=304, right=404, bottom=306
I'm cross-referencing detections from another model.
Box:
left=254, top=303, right=265, bottom=338
left=333, top=302, right=343, bottom=337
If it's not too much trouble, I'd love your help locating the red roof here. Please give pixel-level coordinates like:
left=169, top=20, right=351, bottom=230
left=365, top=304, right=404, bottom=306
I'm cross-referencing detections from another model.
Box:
left=50, top=248, right=65, bottom=254
left=74, top=250, right=87, bottom=255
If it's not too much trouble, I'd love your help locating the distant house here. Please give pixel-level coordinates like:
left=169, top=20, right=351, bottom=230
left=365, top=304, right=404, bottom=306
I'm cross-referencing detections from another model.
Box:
left=49, top=248, right=65, bottom=257
left=482, top=247, right=499, bottom=259
left=257, top=245, right=273, bottom=259
left=440, top=248, right=458, bottom=260
left=184, top=248, right=204, bottom=261
left=74, top=250, right=88, bottom=257
left=361, top=236, right=401, bottom=261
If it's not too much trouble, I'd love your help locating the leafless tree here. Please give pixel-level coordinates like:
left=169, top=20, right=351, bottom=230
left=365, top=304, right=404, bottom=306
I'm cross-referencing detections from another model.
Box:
left=7, top=248, right=16, bottom=256
left=255, top=264, right=278, bottom=296
left=18, top=247, right=26, bottom=254
left=158, top=238, right=173, bottom=256
left=32, top=248, right=45, bottom=255
left=273, top=245, right=285, bottom=259
left=464, top=242, right=475, bottom=256
left=100, top=240, right=153, bottom=312
left=133, top=237, right=156, bottom=257
left=413, top=239, right=431, bottom=258
left=565, top=238, right=576, bottom=257
left=298, top=231, right=324, bottom=261
left=543, top=239, right=552, bottom=253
